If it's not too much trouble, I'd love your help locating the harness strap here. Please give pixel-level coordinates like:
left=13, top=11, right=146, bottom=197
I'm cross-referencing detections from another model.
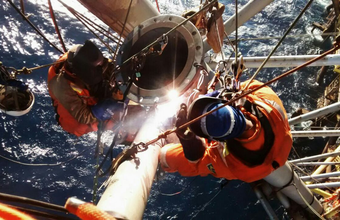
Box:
left=226, top=101, right=275, bottom=167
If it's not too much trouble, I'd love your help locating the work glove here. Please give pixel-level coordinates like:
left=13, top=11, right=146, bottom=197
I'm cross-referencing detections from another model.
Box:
left=175, top=103, right=195, bottom=140
left=91, top=99, right=125, bottom=121
left=7, top=79, right=28, bottom=92
left=176, top=103, right=206, bottom=161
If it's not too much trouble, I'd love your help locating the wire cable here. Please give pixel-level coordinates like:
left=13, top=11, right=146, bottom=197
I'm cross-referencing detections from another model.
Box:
left=48, top=0, right=67, bottom=53
left=6, top=0, right=64, bottom=54
left=244, top=0, right=315, bottom=90
left=0, top=148, right=90, bottom=167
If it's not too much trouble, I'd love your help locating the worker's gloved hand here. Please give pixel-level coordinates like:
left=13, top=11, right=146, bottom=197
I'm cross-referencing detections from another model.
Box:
left=7, top=79, right=28, bottom=92
left=91, top=99, right=125, bottom=121
left=175, top=103, right=195, bottom=140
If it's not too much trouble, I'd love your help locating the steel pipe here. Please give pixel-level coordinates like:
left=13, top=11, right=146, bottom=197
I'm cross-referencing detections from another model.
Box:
left=289, top=151, right=340, bottom=163
left=288, top=102, right=340, bottom=126
left=306, top=182, right=340, bottom=189
left=295, top=162, right=340, bottom=166
left=226, top=54, right=340, bottom=68
left=291, top=130, right=340, bottom=137
left=301, top=171, right=340, bottom=181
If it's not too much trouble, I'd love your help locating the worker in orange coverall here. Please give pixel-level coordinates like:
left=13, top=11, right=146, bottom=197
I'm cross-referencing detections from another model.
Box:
left=48, top=40, right=125, bottom=136
left=160, top=80, right=292, bottom=183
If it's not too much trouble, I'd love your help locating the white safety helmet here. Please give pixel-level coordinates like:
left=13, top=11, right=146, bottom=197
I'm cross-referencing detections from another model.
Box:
left=0, top=85, right=35, bottom=116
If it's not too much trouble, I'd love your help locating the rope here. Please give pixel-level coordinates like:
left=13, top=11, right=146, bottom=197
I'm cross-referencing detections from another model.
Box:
left=71, top=13, right=116, bottom=57
left=230, top=32, right=338, bottom=42
left=224, top=31, right=236, bottom=53
left=19, top=0, right=25, bottom=14
left=215, top=13, right=225, bottom=61
left=235, top=0, right=238, bottom=66
left=190, top=179, right=229, bottom=220
left=155, top=0, right=160, bottom=12
left=244, top=0, right=315, bottom=90
left=95, top=134, right=119, bottom=177
left=75, top=12, right=122, bottom=44
left=159, top=177, right=198, bottom=196
left=6, top=0, right=64, bottom=54
left=56, top=0, right=116, bottom=57
left=15, top=60, right=64, bottom=75
left=112, top=0, right=133, bottom=61
left=290, top=162, right=335, bottom=194
left=0, top=148, right=90, bottom=167
left=48, top=0, right=67, bottom=53
left=294, top=183, right=326, bottom=220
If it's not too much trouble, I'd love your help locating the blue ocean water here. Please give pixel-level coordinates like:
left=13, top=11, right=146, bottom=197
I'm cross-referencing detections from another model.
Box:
left=0, top=0, right=335, bottom=219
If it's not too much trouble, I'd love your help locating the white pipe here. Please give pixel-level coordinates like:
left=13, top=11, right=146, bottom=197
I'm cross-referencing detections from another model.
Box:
left=227, top=54, right=340, bottom=68
left=306, top=182, right=340, bottom=189
left=264, top=162, right=323, bottom=214
left=290, top=151, right=340, bottom=163
left=203, top=0, right=274, bottom=53
left=288, top=102, right=340, bottom=125
left=77, top=0, right=159, bottom=38
left=300, top=171, right=340, bottom=181
left=291, top=130, right=340, bottom=137
left=97, top=114, right=161, bottom=219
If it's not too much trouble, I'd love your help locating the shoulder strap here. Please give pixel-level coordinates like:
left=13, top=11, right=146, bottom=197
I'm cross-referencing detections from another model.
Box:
left=226, top=102, right=275, bottom=167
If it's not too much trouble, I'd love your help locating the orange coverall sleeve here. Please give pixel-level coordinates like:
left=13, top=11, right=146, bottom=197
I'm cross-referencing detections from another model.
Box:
left=48, top=74, right=97, bottom=124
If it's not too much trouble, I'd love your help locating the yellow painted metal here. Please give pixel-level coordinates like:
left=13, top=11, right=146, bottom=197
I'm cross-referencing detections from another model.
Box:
left=312, top=145, right=340, bottom=175
left=334, top=50, right=340, bottom=74
left=324, top=203, right=340, bottom=219
left=310, top=188, right=332, bottom=198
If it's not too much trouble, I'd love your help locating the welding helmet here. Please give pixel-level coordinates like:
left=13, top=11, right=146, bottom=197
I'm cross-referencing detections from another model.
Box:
left=67, top=40, right=104, bottom=86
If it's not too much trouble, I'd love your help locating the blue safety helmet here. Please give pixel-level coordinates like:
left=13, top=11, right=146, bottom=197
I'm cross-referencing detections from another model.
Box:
left=187, top=96, right=246, bottom=141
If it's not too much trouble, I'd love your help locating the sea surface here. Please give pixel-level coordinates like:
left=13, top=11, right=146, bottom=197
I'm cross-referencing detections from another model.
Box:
left=0, top=0, right=335, bottom=219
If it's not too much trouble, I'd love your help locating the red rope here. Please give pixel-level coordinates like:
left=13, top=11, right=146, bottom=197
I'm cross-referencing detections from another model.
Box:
left=48, top=0, right=67, bottom=53
left=155, top=0, right=160, bottom=12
